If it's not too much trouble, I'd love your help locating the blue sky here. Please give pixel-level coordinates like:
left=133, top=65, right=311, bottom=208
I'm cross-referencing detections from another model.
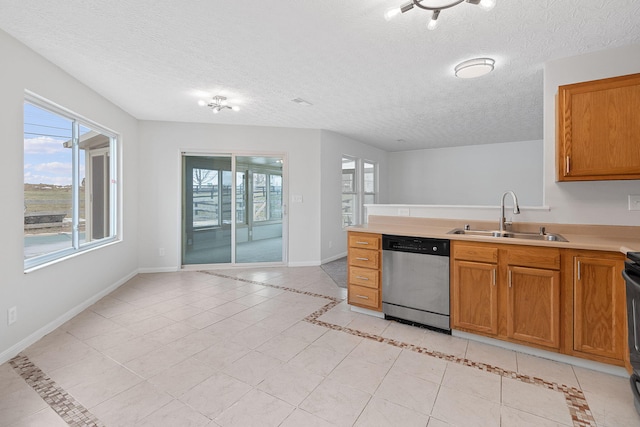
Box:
left=24, top=103, right=86, bottom=186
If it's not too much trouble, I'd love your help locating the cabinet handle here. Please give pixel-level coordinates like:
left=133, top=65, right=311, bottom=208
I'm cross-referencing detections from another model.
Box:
left=356, top=257, right=369, bottom=261
left=577, top=260, right=581, bottom=281
left=492, top=269, right=496, bottom=286
left=355, top=295, right=369, bottom=300
left=508, top=270, right=512, bottom=288
left=355, top=276, right=369, bottom=280
left=356, top=241, right=369, bottom=245
left=566, top=156, right=570, bottom=174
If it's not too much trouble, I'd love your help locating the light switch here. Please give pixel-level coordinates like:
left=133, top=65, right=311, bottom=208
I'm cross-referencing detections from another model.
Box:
left=629, top=195, right=640, bottom=211
left=292, top=194, right=303, bottom=203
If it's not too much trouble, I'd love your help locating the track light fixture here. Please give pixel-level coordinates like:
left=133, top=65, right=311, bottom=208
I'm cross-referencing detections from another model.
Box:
left=385, top=0, right=496, bottom=30
left=198, top=96, right=239, bottom=114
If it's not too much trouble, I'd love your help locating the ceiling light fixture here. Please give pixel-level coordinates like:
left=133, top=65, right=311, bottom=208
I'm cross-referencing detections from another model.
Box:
left=454, top=57, right=495, bottom=78
left=385, top=0, right=496, bottom=30
left=198, top=95, right=239, bottom=114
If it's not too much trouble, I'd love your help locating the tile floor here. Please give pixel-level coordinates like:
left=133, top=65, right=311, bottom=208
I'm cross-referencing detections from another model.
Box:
left=1, top=266, right=639, bottom=427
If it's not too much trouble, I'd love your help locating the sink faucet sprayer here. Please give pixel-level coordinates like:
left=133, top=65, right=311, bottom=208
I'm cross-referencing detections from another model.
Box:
left=500, top=191, right=520, bottom=232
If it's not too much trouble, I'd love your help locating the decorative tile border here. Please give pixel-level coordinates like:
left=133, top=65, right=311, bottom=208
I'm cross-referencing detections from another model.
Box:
left=9, top=353, right=104, bottom=427
left=201, top=270, right=596, bottom=427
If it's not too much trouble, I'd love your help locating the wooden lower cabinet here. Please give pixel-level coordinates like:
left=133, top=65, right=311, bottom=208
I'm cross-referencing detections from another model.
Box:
left=453, top=242, right=628, bottom=366
left=566, top=252, right=627, bottom=364
left=347, top=232, right=382, bottom=311
left=452, top=241, right=561, bottom=351
left=452, top=260, right=498, bottom=335
left=507, top=266, right=560, bottom=349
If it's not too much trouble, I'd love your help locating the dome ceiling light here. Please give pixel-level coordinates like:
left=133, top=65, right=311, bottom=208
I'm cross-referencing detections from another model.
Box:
left=454, top=58, right=495, bottom=78
left=385, top=0, right=496, bottom=30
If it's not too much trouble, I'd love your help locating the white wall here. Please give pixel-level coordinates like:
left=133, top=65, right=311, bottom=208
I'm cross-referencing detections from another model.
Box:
left=542, top=43, right=640, bottom=226
left=320, top=130, right=388, bottom=262
left=387, top=140, right=543, bottom=206
left=137, top=121, right=322, bottom=270
left=0, top=30, right=139, bottom=362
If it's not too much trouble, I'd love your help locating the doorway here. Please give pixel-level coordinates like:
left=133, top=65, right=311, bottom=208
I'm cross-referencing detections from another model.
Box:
left=181, top=154, right=285, bottom=266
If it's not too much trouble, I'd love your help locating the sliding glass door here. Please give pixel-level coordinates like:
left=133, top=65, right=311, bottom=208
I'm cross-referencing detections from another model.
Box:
left=182, top=154, right=284, bottom=266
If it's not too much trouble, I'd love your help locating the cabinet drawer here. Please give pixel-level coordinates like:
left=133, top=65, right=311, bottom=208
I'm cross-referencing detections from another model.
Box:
left=507, top=246, right=560, bottom=270
left=349, top=266, right=379, bottom=289
left=348, top=233, right=380, bottom=250
left=348, top=284, right=379, bottom=309
left=453, top=244, right=497, bottom=263
left=349, top=248, right=380, bottom=269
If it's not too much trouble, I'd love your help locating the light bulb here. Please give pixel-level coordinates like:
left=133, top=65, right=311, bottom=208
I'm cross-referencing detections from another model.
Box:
left=198, top=100, right=207, bottom=106
left=478, top=0, right=496, bottom=11
left=384, top=7, right=401, bottom=21
left=212, top=108, right=219, bottom=114
left=232, top=106, right=240, bottom=112
left=427, top=10, right=440, bottom=30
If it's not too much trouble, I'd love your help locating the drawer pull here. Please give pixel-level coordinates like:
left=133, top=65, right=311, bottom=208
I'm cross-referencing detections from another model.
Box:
left=355, top=295, right=369, bottom=300
left=356, top=241, right=369, bottom=245
left=355, top=276, right=369, bottom=280
left=356, top=257, right=369, bottom=261
left=492, top=269, right=496, bottom=286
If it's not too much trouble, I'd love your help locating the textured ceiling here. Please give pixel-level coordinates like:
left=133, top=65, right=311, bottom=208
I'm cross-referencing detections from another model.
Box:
left=1, top=0, right=639, bottom=152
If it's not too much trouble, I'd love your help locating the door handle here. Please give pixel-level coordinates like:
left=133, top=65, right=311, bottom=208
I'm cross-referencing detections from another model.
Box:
left=356, top=257, right=369, bottom=261
left=508, top=270, right=512, bottom=288
left=355, top=276, right=369, bottom=280
left=355, top=295, right=369, bottom=300
left=492, top=268, right=496, bottom=286
left=356, top=241, right=369, bottom=245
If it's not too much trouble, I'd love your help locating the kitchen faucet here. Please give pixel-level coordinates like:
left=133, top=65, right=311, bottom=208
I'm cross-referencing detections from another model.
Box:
left=499, top=191, right=520, bottom=232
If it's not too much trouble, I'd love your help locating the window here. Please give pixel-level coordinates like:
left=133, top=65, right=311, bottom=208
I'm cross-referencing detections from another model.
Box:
left=363, top=161, right=377, bottom=207
left=342, top=157, right=357, bottom=227
left=23, top=93, right=118, bottom=269
left=341, top=156, right=377, bottom=227
left=251, top=171, right=282, bottom=223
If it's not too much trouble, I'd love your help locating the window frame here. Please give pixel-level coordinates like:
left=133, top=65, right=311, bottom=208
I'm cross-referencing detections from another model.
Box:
left=341, top=156, right=358, bottom=228
left=362, top=159, right=378, bottom=222
left=23, top=91, right=119, bottom=271
left=341, top=156, right=378, bottom=228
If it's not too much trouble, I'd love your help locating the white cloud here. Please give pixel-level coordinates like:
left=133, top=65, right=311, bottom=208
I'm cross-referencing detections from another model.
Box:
left=24, top=136, right=68, bottom=154
left=31, top=161, right=71, bottom=174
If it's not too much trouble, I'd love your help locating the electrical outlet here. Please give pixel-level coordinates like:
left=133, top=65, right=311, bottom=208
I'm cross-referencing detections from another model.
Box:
left=7, top=306, right=17, bottom=325
left=629, top=195, right=640, bottom=211
left=398, top=208, right=410, bottom=216
left=158, top=247, right=165, bottom=256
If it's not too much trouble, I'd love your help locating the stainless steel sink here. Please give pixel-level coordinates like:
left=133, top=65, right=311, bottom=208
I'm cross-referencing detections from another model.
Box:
left=447, top=228, right=568, bottom=242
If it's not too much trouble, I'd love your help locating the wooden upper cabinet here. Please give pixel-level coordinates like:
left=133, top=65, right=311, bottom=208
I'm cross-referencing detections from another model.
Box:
left=556, top=73, right=640, bottom=181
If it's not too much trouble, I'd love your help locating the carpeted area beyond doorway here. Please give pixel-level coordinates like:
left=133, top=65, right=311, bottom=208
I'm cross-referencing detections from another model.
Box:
left=321, top=257, right=347, bottom=288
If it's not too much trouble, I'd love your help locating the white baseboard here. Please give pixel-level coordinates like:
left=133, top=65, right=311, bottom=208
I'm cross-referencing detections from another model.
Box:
left=138, top=266, right=181, bottom=273
left=0, top=269, right=139, bottom=365
left=287, top=261, right=321, bottom=267
left=321, top=252, right=347, bottom=264
left=452, top=330, right=629, bottom=378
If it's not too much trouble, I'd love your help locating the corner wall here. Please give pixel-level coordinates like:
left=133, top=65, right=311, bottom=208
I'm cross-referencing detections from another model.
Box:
left=0, top=30, right=140, bottom=362
left=320, top=130, right=388, bottom=262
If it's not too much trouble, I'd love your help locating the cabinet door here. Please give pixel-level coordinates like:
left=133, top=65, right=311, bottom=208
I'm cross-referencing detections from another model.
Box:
left=507, top=266, right=560, bottom=349
left=557, top=73, right=640, bottom=181
left=452, top=260, right=498, bottom=335
left=573, top=257, right=626, bottom=360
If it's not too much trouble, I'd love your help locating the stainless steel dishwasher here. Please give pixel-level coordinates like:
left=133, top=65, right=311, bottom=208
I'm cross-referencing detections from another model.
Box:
left=382, top=235, right=450, bottom=332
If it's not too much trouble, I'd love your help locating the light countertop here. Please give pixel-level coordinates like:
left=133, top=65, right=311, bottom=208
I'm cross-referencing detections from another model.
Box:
left=348, top=216, right=640, bottom=255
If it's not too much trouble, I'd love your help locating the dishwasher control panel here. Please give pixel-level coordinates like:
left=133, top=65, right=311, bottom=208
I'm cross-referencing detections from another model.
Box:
left=382, top=235, right=449, bottom=256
